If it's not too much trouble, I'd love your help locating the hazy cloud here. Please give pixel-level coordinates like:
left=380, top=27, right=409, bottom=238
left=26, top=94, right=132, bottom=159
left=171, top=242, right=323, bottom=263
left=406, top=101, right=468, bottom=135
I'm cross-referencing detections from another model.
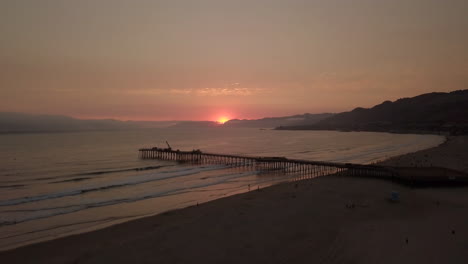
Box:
left=125, top=84, right=267, bottom=97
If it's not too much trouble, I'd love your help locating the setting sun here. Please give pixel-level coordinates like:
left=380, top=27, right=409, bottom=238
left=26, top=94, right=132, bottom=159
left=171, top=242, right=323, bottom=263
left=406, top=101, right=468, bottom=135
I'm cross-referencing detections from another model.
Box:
left=217, top=117, right=230, bottom=124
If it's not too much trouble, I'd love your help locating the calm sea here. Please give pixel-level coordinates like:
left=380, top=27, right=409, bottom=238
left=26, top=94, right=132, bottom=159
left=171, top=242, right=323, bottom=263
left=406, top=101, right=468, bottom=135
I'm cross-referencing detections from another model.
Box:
left=0, top=128, right=444, bottom=250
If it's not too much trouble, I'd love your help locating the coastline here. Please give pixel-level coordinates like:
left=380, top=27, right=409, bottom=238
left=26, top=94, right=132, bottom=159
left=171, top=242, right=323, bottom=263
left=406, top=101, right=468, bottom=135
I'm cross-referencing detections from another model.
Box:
left=379, top=136, right=468, bottom=173
left=1, top=136, right=467, bottom=263
left=0, top=130, right=443, bottom=251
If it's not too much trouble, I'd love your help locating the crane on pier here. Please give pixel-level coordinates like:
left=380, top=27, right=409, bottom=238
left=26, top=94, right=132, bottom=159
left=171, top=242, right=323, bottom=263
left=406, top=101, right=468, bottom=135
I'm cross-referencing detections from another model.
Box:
left=165, top=141, right=172, bottom=151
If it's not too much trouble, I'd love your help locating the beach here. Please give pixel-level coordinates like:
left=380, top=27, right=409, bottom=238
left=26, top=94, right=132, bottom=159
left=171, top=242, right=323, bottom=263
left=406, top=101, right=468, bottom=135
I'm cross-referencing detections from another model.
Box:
left=1, top=136, right=467, bottom=263
left=379, top=136, right=468, bottom=173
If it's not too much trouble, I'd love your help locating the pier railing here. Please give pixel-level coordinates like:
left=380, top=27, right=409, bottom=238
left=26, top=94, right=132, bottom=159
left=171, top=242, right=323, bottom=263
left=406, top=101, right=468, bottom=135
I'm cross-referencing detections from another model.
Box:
left=138, top=148, right=394, bottom=179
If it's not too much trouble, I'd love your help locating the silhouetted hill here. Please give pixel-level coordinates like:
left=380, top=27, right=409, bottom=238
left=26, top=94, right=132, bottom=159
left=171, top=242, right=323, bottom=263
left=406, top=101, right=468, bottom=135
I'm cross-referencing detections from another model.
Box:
left=0, top=113, right=175, bottom=133
left=224, top=113, right=334, bottom=128
left=277, top=90, right=468, bottom=135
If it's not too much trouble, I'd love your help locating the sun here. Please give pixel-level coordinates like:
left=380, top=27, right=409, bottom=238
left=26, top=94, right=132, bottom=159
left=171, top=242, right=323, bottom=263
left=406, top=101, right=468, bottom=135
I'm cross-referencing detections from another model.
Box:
left=217, top=117, right=230, bottom=124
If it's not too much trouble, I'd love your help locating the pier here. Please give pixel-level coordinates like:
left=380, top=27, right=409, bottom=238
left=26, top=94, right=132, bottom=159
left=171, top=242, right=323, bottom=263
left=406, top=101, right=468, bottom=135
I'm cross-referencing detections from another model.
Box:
left=138, top=147, right=394, bottom=180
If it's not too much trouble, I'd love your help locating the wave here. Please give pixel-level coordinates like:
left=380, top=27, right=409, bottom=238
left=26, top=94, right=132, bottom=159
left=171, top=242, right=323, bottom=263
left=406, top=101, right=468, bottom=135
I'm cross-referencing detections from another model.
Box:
left=48, top=165, right=173, bottom=184
left=0, top=170, right=260, bottom=226
left=76, top=165, right=171, bottom=176
left=0, top=165, right=174, bottom=185
left=50, top=177, right=92, bottom=184
left=0, top=184, right=25, bottom=189
left=0, top=165, right=227, bottom=207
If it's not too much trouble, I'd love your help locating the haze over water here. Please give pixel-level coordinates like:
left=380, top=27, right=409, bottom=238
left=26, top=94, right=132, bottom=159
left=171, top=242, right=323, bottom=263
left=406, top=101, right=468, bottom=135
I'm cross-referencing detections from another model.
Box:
left=0, top=128, right=444, bottom=250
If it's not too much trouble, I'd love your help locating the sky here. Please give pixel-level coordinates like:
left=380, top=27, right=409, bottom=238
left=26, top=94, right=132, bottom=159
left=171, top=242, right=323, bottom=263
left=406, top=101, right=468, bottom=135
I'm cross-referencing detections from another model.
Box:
left=1, top=0, right=467, bottom=121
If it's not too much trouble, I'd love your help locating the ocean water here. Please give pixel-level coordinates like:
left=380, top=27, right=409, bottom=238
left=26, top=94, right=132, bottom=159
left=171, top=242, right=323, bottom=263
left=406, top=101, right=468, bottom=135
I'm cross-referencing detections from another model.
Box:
left=0, top=128, right=444, bottom=250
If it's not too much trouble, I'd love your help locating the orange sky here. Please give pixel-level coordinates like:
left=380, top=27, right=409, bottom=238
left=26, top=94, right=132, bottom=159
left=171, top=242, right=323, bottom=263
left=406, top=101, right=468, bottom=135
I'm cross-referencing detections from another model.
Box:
left=1, top=0, right=467, bottom=121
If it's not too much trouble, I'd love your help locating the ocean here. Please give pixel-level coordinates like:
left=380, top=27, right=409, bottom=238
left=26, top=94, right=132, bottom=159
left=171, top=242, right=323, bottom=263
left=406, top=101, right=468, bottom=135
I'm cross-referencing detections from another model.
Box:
left=0, top=128, right=444, bottom=250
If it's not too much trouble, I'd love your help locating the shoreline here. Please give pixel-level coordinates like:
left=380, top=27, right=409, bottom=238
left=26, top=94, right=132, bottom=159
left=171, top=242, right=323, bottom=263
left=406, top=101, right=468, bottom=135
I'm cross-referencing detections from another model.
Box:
left=1, top=136, right=467, bottom=263
left=376, top=136, right=468, bottom=186
left=275, top=126, right=464, bottom=137
left=379, top=136, right=468, bottom=173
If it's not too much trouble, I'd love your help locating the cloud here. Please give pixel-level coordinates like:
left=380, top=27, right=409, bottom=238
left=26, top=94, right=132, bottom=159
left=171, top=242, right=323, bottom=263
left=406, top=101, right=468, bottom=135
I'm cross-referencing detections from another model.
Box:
left=196, top=87, right=265, bottom=96
left=169, top=89, right=192, bottom=95
left=124, top=84, right=267, bottom=97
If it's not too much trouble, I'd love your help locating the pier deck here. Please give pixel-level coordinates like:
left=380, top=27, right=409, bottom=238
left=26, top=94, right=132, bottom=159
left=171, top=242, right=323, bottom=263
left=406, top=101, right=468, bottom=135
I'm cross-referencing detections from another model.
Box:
left=138, top=148, right=393, bottom=180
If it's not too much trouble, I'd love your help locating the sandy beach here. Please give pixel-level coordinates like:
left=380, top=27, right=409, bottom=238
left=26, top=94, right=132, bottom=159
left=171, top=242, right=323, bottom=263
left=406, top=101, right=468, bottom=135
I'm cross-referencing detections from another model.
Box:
left=379, top=136, right=468, bottom=173
left=1, top=136, right=468, bottom=264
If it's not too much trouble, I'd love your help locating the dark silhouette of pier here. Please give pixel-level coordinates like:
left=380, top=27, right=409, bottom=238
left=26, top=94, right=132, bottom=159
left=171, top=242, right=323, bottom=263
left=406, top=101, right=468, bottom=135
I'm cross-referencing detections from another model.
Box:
left=138, top=147, right=393, bottom=180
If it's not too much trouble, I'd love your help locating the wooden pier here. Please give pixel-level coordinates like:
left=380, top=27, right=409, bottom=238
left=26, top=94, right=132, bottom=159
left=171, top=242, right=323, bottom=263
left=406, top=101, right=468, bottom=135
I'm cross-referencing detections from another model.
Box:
left=138, top=148, right=394, bottom=180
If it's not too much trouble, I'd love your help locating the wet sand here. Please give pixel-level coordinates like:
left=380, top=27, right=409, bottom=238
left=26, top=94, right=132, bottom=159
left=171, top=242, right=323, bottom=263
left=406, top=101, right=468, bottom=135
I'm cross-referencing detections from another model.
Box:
left=1, top=137, right=468, bottom=264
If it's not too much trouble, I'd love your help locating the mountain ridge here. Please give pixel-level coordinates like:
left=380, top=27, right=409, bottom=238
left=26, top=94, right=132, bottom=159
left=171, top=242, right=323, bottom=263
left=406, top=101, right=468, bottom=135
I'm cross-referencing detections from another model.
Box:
left=0, top=112, right=176, bottom=133
left=277, top=90, right=468, bottom=135
left=224, top=113, right=334, bottom=128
